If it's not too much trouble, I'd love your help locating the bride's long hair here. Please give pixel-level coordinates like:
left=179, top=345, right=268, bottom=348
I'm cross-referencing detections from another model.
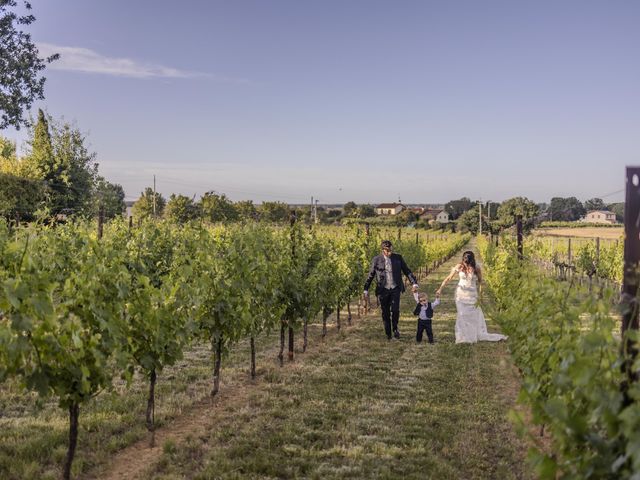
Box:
left=461, top=251, right=476, bottom=273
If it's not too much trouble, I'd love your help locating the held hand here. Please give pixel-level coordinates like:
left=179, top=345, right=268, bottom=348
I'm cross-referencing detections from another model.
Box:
left=435, top=289, right=442, bottom=296
left=412, top=284, right=419, bottom=293
left=363, top=290, right=369, bottom=298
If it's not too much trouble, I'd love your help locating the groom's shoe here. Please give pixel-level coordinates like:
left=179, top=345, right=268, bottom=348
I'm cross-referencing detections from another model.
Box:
left=393, top=330, right=400, bottom=339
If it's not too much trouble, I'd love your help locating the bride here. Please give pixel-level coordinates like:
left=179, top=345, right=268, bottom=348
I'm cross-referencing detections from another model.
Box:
left=435, top=251, right=507, bottom=344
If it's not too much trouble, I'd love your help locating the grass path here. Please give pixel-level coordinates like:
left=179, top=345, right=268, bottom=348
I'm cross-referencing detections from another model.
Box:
left=140, top=243, right=529, bottom=479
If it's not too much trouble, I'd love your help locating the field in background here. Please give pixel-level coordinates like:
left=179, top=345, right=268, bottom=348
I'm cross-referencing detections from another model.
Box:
left=534, top=227, right=623, bottom=240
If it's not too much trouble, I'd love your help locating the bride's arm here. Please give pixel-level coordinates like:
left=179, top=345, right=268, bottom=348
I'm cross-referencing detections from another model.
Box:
left=435, top=266, right=458, bottom=296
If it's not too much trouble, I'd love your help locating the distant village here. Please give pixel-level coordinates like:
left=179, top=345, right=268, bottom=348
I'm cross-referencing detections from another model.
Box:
left=122, top=198, right=621, bottom=229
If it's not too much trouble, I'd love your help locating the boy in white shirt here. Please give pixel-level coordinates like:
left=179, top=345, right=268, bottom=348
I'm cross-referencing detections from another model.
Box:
left=413, top=292, right=440, bottom=344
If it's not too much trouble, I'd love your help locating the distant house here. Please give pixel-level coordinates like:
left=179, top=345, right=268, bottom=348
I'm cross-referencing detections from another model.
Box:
left=583, top=210, right=617, bottom=224
left=421, top=209, right=449, bottom=224
left=375, top=203, right=405, bottom=215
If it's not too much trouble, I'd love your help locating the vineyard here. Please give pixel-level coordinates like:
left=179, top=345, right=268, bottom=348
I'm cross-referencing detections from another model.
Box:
left=478, top=234, right=636, bottom=479
left=526, top=235, right=623, bottom=287
left=0, top=219, right=469, bottom=479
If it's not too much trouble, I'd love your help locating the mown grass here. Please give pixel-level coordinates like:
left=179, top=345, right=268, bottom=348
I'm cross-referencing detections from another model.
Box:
left=146, top=249, right=528, bottom=480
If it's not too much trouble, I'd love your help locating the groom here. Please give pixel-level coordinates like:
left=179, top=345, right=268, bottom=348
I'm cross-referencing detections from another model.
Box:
left=364, top=240, right=419, bottom=340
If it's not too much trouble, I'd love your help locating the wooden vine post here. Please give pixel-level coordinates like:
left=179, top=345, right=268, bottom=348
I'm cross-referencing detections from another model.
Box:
left=621, top=166, right=640, bottom=405
left=364, top=223, right=370, bottom=315
left=97, top=205, right=104, bottom=240
left=516, top=215, right=523, bottom=260
left=288, top=212, right=296, bottom=362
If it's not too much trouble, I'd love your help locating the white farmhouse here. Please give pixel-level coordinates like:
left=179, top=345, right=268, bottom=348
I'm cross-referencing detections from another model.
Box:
left=421, top=209, right=449, bottom=224
left=583, top=210, right=617, bottom=224
left=375, top=203, right=405, bottom=215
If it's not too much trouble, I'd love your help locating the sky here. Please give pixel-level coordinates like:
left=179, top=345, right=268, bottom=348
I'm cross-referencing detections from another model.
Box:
left=5, top=0, right=639, bottom=204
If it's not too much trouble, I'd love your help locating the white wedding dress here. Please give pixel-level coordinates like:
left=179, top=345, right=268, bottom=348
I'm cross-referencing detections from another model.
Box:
left=454, top=268, right=507, bottom=343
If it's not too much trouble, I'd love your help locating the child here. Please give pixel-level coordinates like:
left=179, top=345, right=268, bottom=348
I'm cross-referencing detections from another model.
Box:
left=413, top=291, right=440, bottom=343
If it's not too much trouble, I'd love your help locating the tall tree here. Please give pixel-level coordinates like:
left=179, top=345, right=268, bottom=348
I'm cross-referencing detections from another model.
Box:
left=165, top=194, right=199, bottom=223
left=26, top=109, right=54, bottom=179
left=342, top=201, right=358, bottom=217
left=456, top=207, right=488, bottom=234
left=357, top=204, right=375, bottom=218
left=607, top=202, right=624, bottom=222
left=23, top=111, right=98, bottom=216
left=200, top=192, right=238, bottom=222
left=236, top=200, right=257, bottom=220
left=0, top=1, right=58, bottom=129
left=548, top=197, right=586, bottom=221
left=132, top=187, right=166, bottom=219
left=584, top=198, right=606, bottom=212
left=94, top=177, right=126, bottom=220
left=51, top=121, right=98, bottom=215
left=496, top=197, right=539, bottom=226
left=260, top=201, right=290, bottom=223
left=444, top=197, right=474, bottom=220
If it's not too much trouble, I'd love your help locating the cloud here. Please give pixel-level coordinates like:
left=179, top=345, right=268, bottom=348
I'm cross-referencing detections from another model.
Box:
left=37, top=43, right=249, bottom=83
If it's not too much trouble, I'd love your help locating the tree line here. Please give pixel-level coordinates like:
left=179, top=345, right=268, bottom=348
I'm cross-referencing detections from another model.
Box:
left=444, top=196, right=623, bottom=236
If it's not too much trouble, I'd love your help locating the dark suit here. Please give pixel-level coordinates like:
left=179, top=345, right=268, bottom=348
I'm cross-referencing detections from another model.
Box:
left=364, top=253, right=417, bottom=338
left=413, top=302, right=434, bottom=343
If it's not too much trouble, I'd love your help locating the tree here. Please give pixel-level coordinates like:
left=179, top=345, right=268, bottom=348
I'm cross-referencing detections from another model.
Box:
left=343, top=201, right=358, bottom=217
left=294, top=205, right=313, bottom=223
left=236, top=200, right=257, bottom=220
left=0, top=1, right=58, bottom=129
left=165, top=194, right=199, bottom=223
left=132, top=187, right=166, bottom=219
left=444, top=197, right=474, bottom=220
left=584, top=198, right=607, bottom=212
left=260, top=201, right=290, bottom=223
left=50, top=120, right=98, bottom=215
left=456, top=208, right=488, bottom=234
left=496, top=197, right=539, bottom=226
left=485, top=201, right=501, bottom=220
left=548, top=197, right=586, bottom=221
left=357, top=204, right=375, bottom=218
left=0, top=172, right=43, bottom=221
left=608, top=202, right=624, bottom=222
left=25, top=109, right=54, bottom=179
left=22, top=110, right=98, bottom=216
left=396, top=209, right=418, bottom=226
left=94, top=177, right=125, bottom=220
left=200, top=192, right=238, bottom=222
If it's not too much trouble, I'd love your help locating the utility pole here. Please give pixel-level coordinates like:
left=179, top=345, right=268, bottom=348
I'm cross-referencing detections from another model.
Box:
left=621, top=166, right=640, bottom=405
left=153, top=175, right=157, bottom=218
left=478, top=200, right=482, bottom=236
left=314, top=199, right=318, bottom=224
left=311, top=196, right=314, bottom=224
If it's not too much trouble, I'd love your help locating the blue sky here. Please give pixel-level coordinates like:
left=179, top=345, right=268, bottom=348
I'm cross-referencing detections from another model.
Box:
left=6, top=0, right=639, bottom=204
